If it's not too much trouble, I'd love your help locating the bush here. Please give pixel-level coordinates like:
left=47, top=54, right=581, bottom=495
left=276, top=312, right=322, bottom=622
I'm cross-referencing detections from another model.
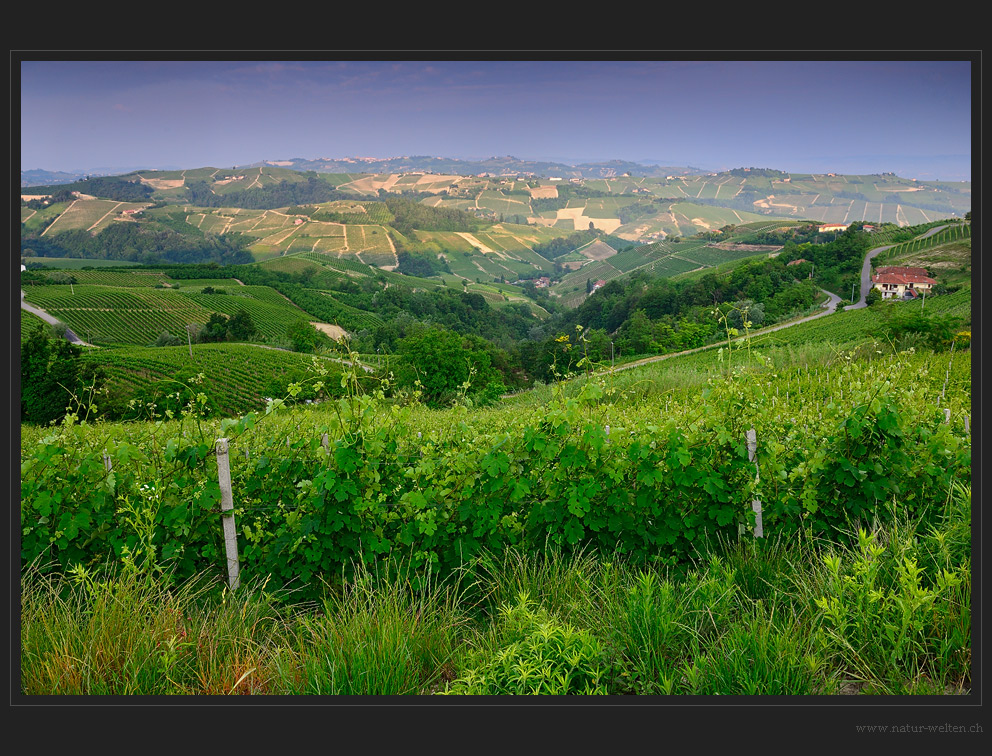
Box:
left=286, top=320, right=331, bottom=353
left=152, top=330, right=184, bottom=347
left=440, top=592, right=609, bottom=694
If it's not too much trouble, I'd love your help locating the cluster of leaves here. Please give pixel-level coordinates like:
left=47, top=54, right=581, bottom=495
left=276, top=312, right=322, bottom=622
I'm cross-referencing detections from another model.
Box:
left=874, top=308, right=964, bottom=351
left=390, top=326, right=509, bottom=407
left=814, top=522, right=970, bottom=685
left=394, top=250, right=451, bottom=278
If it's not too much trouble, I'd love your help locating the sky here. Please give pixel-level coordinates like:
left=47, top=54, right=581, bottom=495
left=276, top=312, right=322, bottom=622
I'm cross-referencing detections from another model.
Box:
left=18, top=57, right=974, bottom=181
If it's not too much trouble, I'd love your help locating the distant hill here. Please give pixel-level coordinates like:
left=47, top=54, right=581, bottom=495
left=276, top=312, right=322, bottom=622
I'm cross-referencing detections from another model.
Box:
left=21, top=159, right=970, bottom=316
left=246, top=155, right=707, bottom=180
left=21, top=169, right=88, bottom=187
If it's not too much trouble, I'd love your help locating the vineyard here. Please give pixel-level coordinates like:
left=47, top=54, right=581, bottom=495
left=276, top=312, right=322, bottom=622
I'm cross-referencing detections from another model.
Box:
left=874, top=222, right=971, bottom=265
left=18, top=283, right=973, bottom=697
left=79, top=342, right=352, bottom=416
left=20, top=339, right=971, bottom=601
left=20, top=280, right=324, bottom=347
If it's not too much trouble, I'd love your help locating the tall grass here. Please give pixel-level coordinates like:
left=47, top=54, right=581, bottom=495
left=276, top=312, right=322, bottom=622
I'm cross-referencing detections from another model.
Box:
left=20, top=483, right=970, bottom=695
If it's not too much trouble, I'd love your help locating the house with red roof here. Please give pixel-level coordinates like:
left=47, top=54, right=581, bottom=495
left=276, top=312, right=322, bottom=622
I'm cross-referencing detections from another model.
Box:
left=871, top=266, right=937, bottom=300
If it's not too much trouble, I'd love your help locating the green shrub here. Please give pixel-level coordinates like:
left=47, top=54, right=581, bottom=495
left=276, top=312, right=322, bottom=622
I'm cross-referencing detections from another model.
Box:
left=441, top=592, right=608, bottom=695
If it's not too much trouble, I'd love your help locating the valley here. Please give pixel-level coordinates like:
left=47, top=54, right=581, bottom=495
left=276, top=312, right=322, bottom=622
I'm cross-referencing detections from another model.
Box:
left=18, top=157, right=973, bottom=698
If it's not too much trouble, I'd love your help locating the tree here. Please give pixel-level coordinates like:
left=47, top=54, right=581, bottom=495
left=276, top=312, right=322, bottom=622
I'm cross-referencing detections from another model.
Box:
left=393, top=326, right=501, bottom=406
left=202, top=312, right=230, bottom=342
left=618, top=310, right=654, bottom=355
left=153, top=330, right=184, bottom=347
left=21, top=326, right=102, bottom=424
left=227, top=309, right=258, bottom=341
left=286, top=320, right=330, bottom=353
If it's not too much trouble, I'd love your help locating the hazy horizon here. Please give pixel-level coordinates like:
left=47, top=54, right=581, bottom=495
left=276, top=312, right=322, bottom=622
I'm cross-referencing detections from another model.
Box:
left=20, top=58, right=973, bottom=182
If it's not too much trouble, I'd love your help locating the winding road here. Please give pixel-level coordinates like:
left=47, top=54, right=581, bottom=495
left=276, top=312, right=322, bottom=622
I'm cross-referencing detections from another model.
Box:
left=20, top=289, right=92, bottom=346
left=588, top=227, right=951, bottom=376
left=605, top=287, right=844, bottom=375
left=848, top=224, right=950, bottom=309
left=20, top=224, right=953, bottom=370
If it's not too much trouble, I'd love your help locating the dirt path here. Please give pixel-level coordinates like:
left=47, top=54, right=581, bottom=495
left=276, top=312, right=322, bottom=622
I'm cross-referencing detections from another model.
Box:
left=87, top=202, right=124, bottom=231
left=40, top=199, right=79, bottom=237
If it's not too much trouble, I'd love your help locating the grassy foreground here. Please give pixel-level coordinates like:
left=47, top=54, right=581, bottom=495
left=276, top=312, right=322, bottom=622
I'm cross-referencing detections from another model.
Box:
left=21, top=478, right=970, bottom=696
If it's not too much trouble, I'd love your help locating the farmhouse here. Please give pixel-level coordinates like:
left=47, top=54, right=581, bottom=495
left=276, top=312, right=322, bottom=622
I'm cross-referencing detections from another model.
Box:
left=535, top=277, right=551, bottom=288
left=871, top=266, right=937, bottom=300
left=591, top=279, right=607, bottom=292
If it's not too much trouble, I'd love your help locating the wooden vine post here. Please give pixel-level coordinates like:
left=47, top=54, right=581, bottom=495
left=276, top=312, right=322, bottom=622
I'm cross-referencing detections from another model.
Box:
left=746, top=427, right=763, bottom=538
left=215, top=437, right=241, bottom=591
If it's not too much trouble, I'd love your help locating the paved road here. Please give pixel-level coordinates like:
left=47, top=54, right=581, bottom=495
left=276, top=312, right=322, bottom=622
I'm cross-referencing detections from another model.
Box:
left=20, top=289, right=91, bottom=346
left=848, top=224, right=950, bottom=309
left=602, top=225, right=955, bottom=375
left=604, top=287, right=844, bottom=375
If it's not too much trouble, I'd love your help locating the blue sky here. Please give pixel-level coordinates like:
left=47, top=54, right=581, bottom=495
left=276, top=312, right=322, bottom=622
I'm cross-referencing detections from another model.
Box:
left=19, top=58, right=974, bottom=180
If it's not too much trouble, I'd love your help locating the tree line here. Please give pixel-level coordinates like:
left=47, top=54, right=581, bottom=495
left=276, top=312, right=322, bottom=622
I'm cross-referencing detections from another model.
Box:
left=21, top=223, right=254, bottom=266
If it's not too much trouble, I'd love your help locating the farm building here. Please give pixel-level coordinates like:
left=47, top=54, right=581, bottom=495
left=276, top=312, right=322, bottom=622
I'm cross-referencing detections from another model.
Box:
left=871, top=266, right=937, bottom=300
left=818, top=223, right=849, bottom=233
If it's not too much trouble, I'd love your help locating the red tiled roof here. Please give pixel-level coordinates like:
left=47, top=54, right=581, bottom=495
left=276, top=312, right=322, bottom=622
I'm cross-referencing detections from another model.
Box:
left=876, top=266, right=929, bottom=277
left=871, top=270, right=937, bottom=286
